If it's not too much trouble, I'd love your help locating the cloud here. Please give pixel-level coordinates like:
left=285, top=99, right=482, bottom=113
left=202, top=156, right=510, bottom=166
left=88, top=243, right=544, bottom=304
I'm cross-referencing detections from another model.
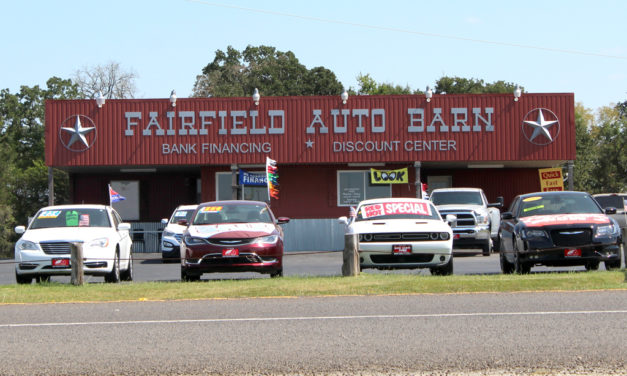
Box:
left=465, top=17, right=481, bottom=25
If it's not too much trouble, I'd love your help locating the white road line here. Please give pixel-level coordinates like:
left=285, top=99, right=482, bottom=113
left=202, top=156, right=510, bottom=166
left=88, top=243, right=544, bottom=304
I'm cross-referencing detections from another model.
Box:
left=2, top=310, right=627, bottom=328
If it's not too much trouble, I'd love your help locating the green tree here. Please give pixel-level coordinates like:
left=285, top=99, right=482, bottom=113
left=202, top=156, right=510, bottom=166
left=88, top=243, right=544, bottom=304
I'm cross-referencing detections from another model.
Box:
left=434, top=76, right=519, bottom=94
left=192, top=45, right=344, bottom=97
left=349, top=73, right=417, bottom=95
left=588, top=105, right=627, bottom=192
left=572, top=103, right=597, bottom=192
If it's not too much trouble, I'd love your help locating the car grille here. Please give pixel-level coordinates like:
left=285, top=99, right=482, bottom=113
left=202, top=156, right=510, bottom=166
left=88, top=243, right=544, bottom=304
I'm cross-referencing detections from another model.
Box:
left=200, top=254, right=262, bottom=264
left=208, top=238, right=254, bottom=246
left=438, top=210, right=475, bottom=226
left=361, top=233, right=443, bottom=242
left=551, top=228, right=592, bottom=247
left=40, top=242, right=72, bottom=255
left=371, top=254, right=434, bottom=264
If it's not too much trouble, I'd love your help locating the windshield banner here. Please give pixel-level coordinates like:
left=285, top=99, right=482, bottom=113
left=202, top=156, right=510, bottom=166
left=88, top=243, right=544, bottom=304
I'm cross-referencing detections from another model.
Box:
left=361, top=202, right=431, bottom=218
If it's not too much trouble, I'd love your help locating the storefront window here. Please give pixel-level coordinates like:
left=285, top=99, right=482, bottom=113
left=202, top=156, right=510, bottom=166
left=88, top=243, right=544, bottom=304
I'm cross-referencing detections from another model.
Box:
left=337, top=170, right=390, bottom=206
left=216, top=172, right=269, bottom=202
left=110, top=180, right=139, bottom=221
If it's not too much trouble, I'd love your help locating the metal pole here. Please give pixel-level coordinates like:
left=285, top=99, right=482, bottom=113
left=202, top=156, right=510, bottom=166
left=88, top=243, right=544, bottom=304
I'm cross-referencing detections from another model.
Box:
left=231, top=164, right=239, bottom=200
left=48, top=167, right=54, bottom=206
left=567, top=161, right=574, bottom=191
left=414, top=161, right=422, bottom=198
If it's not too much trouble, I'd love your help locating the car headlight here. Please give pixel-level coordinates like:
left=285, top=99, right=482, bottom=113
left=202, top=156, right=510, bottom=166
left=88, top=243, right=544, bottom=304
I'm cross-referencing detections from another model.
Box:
left=163, top=230, right=175, bottom=237
left=595, top=223, right=619, bottom=238
left=439, top=232, right=450, bottom=240
left=255, top=235, right=278, bottom=245
left=475, top=213, right=489, bottom=225
left=184, top=235, right=207, bottom=245
left=522, top=229, right=548, bottom=239
left=17, top=240, right=39, bottom=251
left=89, top=238, right=110, bottom=248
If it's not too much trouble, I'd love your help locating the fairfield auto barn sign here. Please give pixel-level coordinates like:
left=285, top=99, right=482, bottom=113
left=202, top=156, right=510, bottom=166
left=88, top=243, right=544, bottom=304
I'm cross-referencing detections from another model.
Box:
left=46, top=93, right=575, bottom=167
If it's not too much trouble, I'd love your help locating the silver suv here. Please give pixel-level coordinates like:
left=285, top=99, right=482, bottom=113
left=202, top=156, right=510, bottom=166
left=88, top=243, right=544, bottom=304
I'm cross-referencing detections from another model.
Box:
left=593, top=193, right=626, bottom=264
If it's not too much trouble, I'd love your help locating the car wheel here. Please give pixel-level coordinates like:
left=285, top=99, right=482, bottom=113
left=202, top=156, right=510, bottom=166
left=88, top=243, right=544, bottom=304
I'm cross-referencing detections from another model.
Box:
left=492, top=236, right=501, bottom=253
left=430, top=257, right=454, bottom=276
left=604, top=259, right=621, bottom=270
left=181, top=267, right=200, bottom=282
left=35, top=275, right=51, bottom=283
left=584, top=260, right=600, bottom=271
left=105, top=252, right=121, bottom=283
left=500, top=250, right=514, bottom=274
left=15, top=272, right=32, bottom=285
left=482, top=241, right=491, bottom=256
left=270, top=269, right=283, bottom=278
left=514, top=243, right=530, bottom=274
left=120, top=252, right=133, bottom=281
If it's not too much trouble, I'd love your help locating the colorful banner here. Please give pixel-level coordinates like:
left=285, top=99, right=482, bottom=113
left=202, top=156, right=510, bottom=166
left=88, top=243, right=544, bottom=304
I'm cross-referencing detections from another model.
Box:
left=239, top=169, right=267, bottom=186
left=361, top=202, right=432, bottom=219
left=266, top=157, right=279, bottom=200
left=538, top=168, right=564, bottom=192
left=370, top=168, right=409, bottom=184
left=108, top=184, right=126, bottom=204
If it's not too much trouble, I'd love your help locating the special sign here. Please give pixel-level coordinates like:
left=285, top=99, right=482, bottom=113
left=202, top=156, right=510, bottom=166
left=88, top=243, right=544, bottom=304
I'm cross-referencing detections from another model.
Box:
left=538, top=168, right=564, bottom=191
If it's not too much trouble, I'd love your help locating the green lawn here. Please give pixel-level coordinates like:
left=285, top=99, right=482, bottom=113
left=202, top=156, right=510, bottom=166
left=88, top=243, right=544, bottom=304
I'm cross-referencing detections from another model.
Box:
left=1, top=271, right=625, bottom=304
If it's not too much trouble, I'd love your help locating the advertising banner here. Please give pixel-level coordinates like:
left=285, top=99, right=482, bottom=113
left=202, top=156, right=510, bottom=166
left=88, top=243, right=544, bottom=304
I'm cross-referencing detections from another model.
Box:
left=538, top=167, right=564, bottom=191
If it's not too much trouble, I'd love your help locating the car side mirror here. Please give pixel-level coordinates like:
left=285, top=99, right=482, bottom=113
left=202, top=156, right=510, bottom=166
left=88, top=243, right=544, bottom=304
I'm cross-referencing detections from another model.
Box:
left=15, top=225, right=25, bottom=234
left=118, top=223, right=131, bottom=231
left=161, top=218, right=168, bottom=225
left=501, top=212, right=513, bottom=220
left=604, top=207, right=617, bottom=215
left=177, top=219, right=189, bottom=226
left=277, top=217, right=290, bottom=224
left=445, top=214, right=457, bottom=227
left=338, top=216, right=348, bottom=225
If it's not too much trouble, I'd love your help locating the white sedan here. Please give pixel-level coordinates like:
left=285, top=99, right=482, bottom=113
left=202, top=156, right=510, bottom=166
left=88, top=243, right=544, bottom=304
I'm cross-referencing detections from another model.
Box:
left=14, top=204, right=133, bottom=284
left=339, top=198, right=456, bottom=275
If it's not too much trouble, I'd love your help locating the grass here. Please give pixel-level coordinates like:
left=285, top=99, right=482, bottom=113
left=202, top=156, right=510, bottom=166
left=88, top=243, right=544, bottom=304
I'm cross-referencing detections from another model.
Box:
left=1, top=271, right=625, bottom=304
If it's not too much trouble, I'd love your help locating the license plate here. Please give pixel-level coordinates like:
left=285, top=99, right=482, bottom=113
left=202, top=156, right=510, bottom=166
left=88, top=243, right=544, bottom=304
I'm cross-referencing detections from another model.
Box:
left=222, top=249, right=239, bottom=257
left=564, top=248, right=582, bottom=257
left=454, top=234, right=461, bottom=239
left=393, top=244, right=412, bottom=255
left=52, top=258, right=70, bottom=268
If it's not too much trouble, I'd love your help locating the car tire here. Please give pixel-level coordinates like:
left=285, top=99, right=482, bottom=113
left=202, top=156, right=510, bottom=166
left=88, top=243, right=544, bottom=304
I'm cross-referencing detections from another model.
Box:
left=105, top=252, right=121, bottom=283
left=120, top=252, right=133, bottom=281
left=181, top=267, right=200, bottom=282
left=584, top=260, right=600, bottom=271
left=514, top=248, right=530, bottom=274
left=430, top=257, right=454, bottom=276
left=15, top=272, right=32, bottom=285
left=270, top=269, right=283, bottom=278
left=500, top=250, right=514, bottom=274
left=492, top=236, right=501, bottom=253
left=482, top=241, right=491, bottom=256
left=604, top=259, right=621, bottom=270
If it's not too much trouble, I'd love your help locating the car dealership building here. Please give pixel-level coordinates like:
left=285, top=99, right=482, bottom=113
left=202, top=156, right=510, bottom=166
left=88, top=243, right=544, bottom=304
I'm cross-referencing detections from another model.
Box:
left=45, top=92, right=575, bottom=250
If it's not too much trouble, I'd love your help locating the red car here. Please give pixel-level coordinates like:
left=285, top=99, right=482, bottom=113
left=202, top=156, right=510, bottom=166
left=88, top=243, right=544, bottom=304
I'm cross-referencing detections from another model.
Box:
left=179, top=201, right=289, bottom=281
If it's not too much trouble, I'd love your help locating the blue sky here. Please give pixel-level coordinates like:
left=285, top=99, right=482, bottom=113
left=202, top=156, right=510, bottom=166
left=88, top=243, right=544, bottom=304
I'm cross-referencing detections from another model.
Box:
left=2, top=0, right=625, bottom=111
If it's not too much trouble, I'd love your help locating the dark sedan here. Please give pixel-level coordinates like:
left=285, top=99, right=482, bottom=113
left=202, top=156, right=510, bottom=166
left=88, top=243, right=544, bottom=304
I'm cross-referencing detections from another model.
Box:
left=179, top=200, right=289, bottom=281
left=498, top=191, right=622, bottom=274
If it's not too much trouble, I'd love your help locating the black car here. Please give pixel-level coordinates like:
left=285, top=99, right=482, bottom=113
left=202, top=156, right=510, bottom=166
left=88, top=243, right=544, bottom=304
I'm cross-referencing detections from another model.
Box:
left=498, top=191, right=622, bottom=274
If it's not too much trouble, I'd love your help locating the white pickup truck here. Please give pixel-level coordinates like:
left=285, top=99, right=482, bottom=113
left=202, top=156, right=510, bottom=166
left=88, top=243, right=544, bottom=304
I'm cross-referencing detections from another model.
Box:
left=429, top=187, right=503, bottom=256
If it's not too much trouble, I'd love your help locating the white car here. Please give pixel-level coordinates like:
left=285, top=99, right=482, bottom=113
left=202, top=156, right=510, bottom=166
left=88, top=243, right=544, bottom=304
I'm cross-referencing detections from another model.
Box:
left=160, top=204, right=198, bottom=262
left=14, top=204, right=133, bottom=284
left=339, top=198, right=456, bottom=275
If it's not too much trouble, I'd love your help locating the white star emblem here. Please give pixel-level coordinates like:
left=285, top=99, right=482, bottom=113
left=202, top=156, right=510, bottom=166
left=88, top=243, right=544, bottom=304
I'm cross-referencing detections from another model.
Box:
left=61, top=115, right=95, bottom=148
left=305, top=139, right=314, bottom=148
left=523, top=109, right=558, bottom=143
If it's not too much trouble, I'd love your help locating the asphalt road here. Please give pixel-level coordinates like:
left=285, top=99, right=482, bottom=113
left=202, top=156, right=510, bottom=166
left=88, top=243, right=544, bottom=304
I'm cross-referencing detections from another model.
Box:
left=1, top=251, right=615, bottom=285
left=0, top=290, right=625, bottom=375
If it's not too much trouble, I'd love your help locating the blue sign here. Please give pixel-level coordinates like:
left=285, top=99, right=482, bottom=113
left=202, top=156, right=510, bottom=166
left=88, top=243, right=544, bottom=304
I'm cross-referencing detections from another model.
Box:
left=239, top=170, right=267, bottom=186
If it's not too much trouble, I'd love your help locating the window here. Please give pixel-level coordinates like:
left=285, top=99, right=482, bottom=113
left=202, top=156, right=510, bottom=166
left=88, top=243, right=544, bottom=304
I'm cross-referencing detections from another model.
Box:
left=337, top=170, right=391, bottom=207
left=110, top=181, right=139, bottom=221
left=216, top=172, right=269, bottom=202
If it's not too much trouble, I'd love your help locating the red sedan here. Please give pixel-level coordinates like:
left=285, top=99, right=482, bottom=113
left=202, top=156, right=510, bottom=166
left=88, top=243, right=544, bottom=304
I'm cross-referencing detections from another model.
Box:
left=179, top=201, right=289, bottom=281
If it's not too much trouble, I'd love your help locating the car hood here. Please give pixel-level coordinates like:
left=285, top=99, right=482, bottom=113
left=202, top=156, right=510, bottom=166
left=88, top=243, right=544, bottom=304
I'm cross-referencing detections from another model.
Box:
left=164, top=223, right=188, bottom=234
left=348, top=219, right=451, bottom=234
left=520, top=214, right=610, bottom=227
left=189, top=223, right=276, bottom=239
left=21, top=227, right=115, bottom=243
left=435, top=204, right=485, bottom=212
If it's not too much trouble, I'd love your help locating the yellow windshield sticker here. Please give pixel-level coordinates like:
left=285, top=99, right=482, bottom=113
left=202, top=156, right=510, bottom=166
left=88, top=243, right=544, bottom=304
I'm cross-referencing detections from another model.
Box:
left=523, top=197, right=542, bottom=202
left=201, top=206, right=223, bottom=213
left=39, top=210, right=61, bottom=219
left=523, top=205, right=544, bottom=212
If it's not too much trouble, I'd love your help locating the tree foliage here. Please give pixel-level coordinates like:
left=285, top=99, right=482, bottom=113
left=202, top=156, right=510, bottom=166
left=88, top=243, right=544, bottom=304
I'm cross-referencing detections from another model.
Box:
left=192, top=45, right=344, bottom=97
left=73, top=61, right=138, bottom=99
left=349, top=73, right=417, bottom=95
left=434, top=76, right=519, bottom=94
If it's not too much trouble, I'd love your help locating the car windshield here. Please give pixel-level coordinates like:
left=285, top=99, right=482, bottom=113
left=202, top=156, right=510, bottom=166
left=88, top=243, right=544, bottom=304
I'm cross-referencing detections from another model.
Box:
left=519, top=194, right=602, bottom=217
left=170, top=209, right=195, bottom=224
left=430, top=191, right=483, bottom=206
left=29, top=208, right=111, bottom=229
left=355, top=201, right=440, bottom=221
left=192, top=204, right=272, bottom=225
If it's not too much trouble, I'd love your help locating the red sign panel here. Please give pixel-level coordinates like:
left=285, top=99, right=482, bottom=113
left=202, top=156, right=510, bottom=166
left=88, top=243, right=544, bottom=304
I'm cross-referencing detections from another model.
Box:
left=45, top=94, right=575, bottom=167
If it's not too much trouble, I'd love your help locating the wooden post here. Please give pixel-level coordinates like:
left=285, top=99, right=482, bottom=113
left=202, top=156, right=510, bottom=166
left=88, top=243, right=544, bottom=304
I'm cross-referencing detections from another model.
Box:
left=70, top=242, right=84, bottom=286
left=342, top=234, right=360, bottom=276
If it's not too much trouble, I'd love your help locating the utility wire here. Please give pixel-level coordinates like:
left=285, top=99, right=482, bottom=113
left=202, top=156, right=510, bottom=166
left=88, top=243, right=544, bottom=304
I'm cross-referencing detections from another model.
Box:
left=188, top=0, right=626, bottom=60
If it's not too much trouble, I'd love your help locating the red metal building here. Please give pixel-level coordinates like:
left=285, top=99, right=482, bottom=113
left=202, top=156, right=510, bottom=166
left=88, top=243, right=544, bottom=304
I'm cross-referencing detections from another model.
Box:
left=45, top=93, right=575, bottom=221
